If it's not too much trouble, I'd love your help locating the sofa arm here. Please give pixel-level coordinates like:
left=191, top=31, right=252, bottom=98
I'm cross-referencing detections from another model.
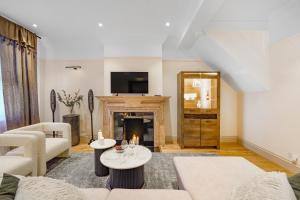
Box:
left=42, top=122, right=72, bottom=148
left=3, top=131, right=46, bottom=176
left=0, top=134, right=38, bottom=176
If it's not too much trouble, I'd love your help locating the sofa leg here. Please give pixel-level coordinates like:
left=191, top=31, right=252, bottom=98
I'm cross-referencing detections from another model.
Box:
left=58, top=149, right=70, bottom=158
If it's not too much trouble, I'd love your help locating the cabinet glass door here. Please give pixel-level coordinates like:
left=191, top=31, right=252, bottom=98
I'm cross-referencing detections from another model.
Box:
left=183, top=73, right=218, bottom=111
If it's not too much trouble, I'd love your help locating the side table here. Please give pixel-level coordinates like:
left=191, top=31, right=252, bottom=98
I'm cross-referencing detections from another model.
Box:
left=90, top=139, right=116, bottom=176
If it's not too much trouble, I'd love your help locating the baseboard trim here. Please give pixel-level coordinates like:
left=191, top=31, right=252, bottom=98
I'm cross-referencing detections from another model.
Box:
left=238, top=138, right=300, bottom=174
left=220, top=136, right=237, bottom=143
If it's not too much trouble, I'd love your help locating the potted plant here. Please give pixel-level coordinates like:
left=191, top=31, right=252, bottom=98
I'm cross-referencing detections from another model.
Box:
left=57, top=90, right=83, bottom=146
left=57, top=90, right=83, bottom=114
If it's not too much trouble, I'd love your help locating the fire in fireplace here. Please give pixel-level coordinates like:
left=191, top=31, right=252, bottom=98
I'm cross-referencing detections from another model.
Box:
left=124, top=117, right=144, bottom=145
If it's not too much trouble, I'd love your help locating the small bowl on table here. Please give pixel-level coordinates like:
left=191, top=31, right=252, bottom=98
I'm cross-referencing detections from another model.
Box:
left=114, top=145, right=125, bottom=153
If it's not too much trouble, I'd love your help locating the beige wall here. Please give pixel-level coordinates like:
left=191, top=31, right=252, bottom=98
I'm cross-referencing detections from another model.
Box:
left=104, top=57, right=163, bottom=96
left=39, top=60, right=104, bottom=136
left=39, top=58, right=239, bottom=140
left=162, top=60, right=239, bottom=139
left=240, top=34, right=300, bottom=165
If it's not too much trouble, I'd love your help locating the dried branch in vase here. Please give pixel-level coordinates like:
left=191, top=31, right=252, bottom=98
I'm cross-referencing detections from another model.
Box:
left=57, top=89, right=83, bottom=114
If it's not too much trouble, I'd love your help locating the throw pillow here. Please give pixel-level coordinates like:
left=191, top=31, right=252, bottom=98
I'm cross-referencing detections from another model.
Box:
left=288, top=173, right=300, bottom=200
left=0, top=173, right=20, bottom=200
left=230, top=172, right=297, bottom=200
left=14, top=176, right=84, bottom=200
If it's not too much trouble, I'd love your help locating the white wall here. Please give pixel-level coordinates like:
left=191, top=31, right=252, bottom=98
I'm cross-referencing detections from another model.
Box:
left=241, top=34, right=300, bottom=166
left=39, top=57, right=239, bottom=141
left=104, top=57, right=163, bottom=96
left=39, top=60, right=104, bottom=136
left=163, top=60, right=238, bottom=139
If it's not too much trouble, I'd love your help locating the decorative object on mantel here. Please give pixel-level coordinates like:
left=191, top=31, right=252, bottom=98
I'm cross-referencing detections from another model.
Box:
left=57, top=89, right=83, bottom=146
left=50, top=89, right=57, bottom=138
left=57, top=90, right=83, bottom=114
left=88, top=89, right=95, bottom=145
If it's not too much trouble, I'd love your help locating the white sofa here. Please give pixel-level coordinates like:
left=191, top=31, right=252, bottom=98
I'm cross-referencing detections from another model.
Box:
left=0, top=134, right=38, bottom=176
left=173, top=156, right=264, bottom=200
left=79, top=188, right=192, bottom=200
left=106, top=189, right=192, bottom=200
left=4, top=122, right=71, bottom=175
left=2, top=155, right=289, bottom=200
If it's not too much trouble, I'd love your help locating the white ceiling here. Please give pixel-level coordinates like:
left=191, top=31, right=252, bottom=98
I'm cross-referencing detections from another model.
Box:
left=0, top=0, right=299, bottom=91
left=0, top=0, right=295, bottom=57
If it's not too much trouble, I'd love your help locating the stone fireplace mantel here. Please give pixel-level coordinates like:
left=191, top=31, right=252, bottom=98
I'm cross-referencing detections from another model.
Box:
left=97, top=96, right=170, bottom=147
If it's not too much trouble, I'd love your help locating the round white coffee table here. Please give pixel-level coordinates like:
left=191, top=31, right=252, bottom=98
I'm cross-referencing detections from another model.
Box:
left=100, top=145, right=152, bottom=189
left=90, top=139, right=116, bottom=176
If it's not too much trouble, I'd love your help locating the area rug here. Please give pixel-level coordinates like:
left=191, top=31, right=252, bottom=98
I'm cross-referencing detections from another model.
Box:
left=46, top=152, right=216, bottom=189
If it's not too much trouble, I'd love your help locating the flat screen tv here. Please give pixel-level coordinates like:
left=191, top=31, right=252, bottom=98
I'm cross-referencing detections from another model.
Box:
left=111, top=72, right=148, bottom=94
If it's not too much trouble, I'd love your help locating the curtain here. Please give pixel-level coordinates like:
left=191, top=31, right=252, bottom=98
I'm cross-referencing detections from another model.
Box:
left=0, top=57, right=6, bottom=133
left=0, top=16, right=39, bottom=130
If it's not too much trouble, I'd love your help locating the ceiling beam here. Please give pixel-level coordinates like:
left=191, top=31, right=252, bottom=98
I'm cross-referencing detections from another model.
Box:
left=177, top=0, right=225, bottom=49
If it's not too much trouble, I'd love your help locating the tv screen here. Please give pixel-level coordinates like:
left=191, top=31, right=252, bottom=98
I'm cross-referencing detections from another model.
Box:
left=111, top=72, right=149, bottom=94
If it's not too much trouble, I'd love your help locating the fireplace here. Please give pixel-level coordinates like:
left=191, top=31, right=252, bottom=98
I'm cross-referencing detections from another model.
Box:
left=97, top=96, right=170, bottom=148
left=113, top=112, right=154, bottom=150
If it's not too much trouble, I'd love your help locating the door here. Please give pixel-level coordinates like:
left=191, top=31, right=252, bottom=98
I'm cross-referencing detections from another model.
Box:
left=183, top=118, right=201, bottom=147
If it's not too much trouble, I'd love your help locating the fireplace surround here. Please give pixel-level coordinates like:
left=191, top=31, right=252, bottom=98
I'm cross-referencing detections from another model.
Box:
left=97, top=96, right=170, bottom=148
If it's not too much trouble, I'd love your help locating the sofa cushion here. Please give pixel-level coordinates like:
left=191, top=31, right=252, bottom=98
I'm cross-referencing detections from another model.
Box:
left=0, top=173, right=20, bottom=200
left=5, top=147, right=25, bottom=157
left=79, top=188, right=110, bottom=200
left=45, top=138, right=69, bottom=161
left=107, top=189, right=192, bottom=200
left=288, top=173, right=300, bottom=200
left=14, top=176, right=84, bottom=200
left=0, top=156, right=32, bottom=176
left=230, top=172, right=296, bottom=200
left=173, top=156, right=264, bottom=200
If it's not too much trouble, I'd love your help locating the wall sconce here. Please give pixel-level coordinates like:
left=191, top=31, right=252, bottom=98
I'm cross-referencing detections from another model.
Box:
left=65, top=66, right=82, bottom=70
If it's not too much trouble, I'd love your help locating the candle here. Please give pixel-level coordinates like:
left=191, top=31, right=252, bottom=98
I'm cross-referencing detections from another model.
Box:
left=136, top=136, right=139, bottom=145
left=98, top=130, right=104, bottom=145
left=132, top=135, right=136, bottom=145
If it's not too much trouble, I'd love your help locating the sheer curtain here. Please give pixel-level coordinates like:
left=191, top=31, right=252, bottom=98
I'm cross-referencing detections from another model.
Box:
left=0, top=57, right=6, bottom=133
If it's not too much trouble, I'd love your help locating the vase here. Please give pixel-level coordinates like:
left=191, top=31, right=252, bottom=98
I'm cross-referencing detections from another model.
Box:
left=69, top=106, right=74, bottom=114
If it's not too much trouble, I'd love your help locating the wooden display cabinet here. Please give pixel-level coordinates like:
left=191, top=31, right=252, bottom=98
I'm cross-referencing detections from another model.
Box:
left=177, top=72, right=220, bottom=149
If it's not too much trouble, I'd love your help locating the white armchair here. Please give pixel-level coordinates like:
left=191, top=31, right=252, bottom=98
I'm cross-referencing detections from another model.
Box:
left=4, top=122, right=71, bottom=175
left=0, top=134, right=38, bottom=176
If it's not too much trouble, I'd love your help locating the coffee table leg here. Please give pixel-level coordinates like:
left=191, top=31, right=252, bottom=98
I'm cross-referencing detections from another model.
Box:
left=94, top=149, right=109, bottom=176
left=108, top=166, right=144, bottom=189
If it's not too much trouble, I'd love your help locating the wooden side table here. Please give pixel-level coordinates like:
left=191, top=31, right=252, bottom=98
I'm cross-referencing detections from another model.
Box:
left=90, top=139, right=116, bottom=176
left=63, top=114, right=80, bottom=146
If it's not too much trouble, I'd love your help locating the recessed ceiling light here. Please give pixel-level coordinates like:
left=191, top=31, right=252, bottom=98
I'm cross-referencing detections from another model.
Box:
left=98, top=23, right=103, bottom=28
left=32, top=24, right=38, bottom=28
left=165, top=22, right=171, bottom=27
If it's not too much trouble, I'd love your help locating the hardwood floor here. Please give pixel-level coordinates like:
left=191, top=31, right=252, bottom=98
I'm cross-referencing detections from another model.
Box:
left=72, top=136, right=293, bottom=176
